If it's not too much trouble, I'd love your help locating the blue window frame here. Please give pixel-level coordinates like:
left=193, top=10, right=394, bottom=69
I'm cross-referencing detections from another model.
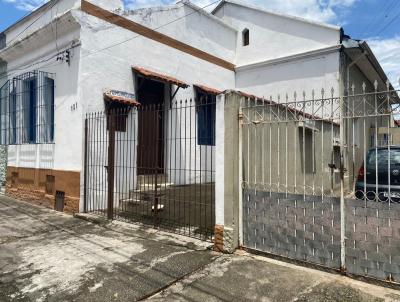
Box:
left=0, top=82, right=8, bottom=145
left=24, top=77, right=37, bottom=143
left=196, top=91, right=216, bottom=146
left=44, top=77, right=55, bottom=142
left=9, top=88, right=17, bottom=144
left=0, top=71, right=55, bottom=145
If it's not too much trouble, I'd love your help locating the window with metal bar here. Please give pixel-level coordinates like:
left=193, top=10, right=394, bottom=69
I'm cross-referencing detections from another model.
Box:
left=0, top=71, right=55, bottom=145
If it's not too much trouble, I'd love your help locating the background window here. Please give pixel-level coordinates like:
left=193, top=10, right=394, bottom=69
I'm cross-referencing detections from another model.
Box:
left=299, top=128, right=316, bottom=174
left=242, top=28, right=250, bottom=46
left=196, top=91, right=216, bottom=146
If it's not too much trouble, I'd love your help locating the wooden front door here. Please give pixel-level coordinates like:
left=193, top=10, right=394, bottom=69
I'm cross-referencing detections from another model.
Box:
left=137, top=78, right=165, bottom=175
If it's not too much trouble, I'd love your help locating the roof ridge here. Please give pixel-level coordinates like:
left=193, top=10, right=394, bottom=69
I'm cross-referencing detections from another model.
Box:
left=179, top=0, right=237, bottom=32
left=212, top=0, right=341, bottom=31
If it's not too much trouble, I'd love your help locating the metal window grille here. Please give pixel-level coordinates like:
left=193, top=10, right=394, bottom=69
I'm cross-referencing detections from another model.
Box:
left=0, top=70, right=55, bottom=145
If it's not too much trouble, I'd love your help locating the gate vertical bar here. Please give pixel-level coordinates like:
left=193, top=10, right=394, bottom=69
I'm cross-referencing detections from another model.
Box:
left=107, top=112, right=116, bottom=220
left=83, top=117, right=88, bottom=213
left=339, top=57, right=346, bottom=272
left=154, top=105, right=159, bottom=223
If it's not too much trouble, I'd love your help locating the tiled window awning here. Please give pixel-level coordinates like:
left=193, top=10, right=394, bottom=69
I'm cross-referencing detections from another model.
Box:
left=104, top=90, right=140, bottom=106
left=194, top=84, right=223, bottom=95
left=132, top=66, right=189, bottom=89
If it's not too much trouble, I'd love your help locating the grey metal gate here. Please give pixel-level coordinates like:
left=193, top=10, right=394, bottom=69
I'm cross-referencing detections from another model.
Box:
left=241, top=82, right=400, bottom=283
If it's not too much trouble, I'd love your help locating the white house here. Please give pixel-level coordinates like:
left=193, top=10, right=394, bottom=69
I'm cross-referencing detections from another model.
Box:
left=0, top=0, right=392, bottom=235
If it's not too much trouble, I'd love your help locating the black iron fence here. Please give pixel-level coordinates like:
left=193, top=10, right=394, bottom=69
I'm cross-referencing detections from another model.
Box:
left=84, top=98, right=215, bottom=241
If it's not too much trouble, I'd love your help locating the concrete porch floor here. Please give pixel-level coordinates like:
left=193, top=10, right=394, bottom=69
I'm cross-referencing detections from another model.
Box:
left=0, top=195, right=399, bottom=302
left=117, top=183, right=215, bottom=239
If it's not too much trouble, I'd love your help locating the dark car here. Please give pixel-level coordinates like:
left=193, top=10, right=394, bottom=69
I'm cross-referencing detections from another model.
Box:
left=355, top=146, right=400, bottom=202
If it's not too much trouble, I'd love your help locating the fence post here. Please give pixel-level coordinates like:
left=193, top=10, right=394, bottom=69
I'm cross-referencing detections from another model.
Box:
left=214, top=91, right=241, bottom=253
left=83, top=117, right=88, bottom=213
left=339, top=57, right=347, bottom=273
left=238, top=97, right=243, bottom=247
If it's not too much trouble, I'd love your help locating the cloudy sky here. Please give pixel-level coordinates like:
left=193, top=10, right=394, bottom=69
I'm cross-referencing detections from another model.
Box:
left=0, top=0, right=399, bottom=88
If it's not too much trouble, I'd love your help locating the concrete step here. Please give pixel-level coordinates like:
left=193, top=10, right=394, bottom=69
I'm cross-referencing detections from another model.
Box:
left=137, top=182, right=174, bottom=191
left=118, top=198, right=165, bottom=212
left=130, top=190, right=152, bottom=201
left=119, top=198, right=153, bottom=208
left=129, top=190, right=166, bottom=202
left=138, top=174, right=168, bottom=185
left=152, top=204, right=164, bottom=212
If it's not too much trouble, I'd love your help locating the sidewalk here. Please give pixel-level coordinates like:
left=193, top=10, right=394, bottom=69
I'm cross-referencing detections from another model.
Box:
left=0, top=195, right=399, bottom=301
left=147, top=252, right=399, bottom=302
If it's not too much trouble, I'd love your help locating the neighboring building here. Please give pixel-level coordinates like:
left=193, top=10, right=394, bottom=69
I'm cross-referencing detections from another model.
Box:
left=0, top=0, right=393, bottom=215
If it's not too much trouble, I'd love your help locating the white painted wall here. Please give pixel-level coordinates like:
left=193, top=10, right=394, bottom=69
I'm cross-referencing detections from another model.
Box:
left=5, top=0, right=80, bottom=45
left=213, top=2, right=341, bottom=66
left=74, top=8, right=233, bottom=202
left=85, top=109, right=138, bottom=212
left=74, top=7, right=235, bottom=112
left=3, top=17, right=82, bottom=173
left=125, top=2, right=237, bottom=63
left=4, top=0, right=124, bottom=46
left=0, top=0, right=357, bottom=216
left=165, top=100, right=215, bottom=186
left=236, top=51, right=341, bottom=101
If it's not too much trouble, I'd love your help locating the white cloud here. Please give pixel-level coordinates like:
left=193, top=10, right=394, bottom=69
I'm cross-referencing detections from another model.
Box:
left=368, top=36, right=400, bottom=89
left=4, top=0, right=357, bottom=24
left=124, top=0, right=171, bottom=10
left=3, top=0, right=48, bottom=11
left=124, top=0, right=358, bottom=23
left=249, top=0, right=356, bottom=23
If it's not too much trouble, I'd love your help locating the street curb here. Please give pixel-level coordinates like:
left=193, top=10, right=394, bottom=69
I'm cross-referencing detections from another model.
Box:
left=73, top=213, right=110, bottom=226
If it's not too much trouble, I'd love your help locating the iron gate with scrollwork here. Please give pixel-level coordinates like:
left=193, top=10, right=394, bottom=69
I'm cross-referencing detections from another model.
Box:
left=241, top=82, right=400, bottom=283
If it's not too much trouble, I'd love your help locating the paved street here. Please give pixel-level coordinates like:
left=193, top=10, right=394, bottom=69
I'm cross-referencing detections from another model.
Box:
left=0, top=195, right=399, bottom=302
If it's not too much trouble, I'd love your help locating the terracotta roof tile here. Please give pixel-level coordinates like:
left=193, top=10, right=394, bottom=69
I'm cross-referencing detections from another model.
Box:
left=133, top=66, right=189, bottom=88
left=104, top=90, right=140, bottom=106
left=194, top=84, right=223, bottom=95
